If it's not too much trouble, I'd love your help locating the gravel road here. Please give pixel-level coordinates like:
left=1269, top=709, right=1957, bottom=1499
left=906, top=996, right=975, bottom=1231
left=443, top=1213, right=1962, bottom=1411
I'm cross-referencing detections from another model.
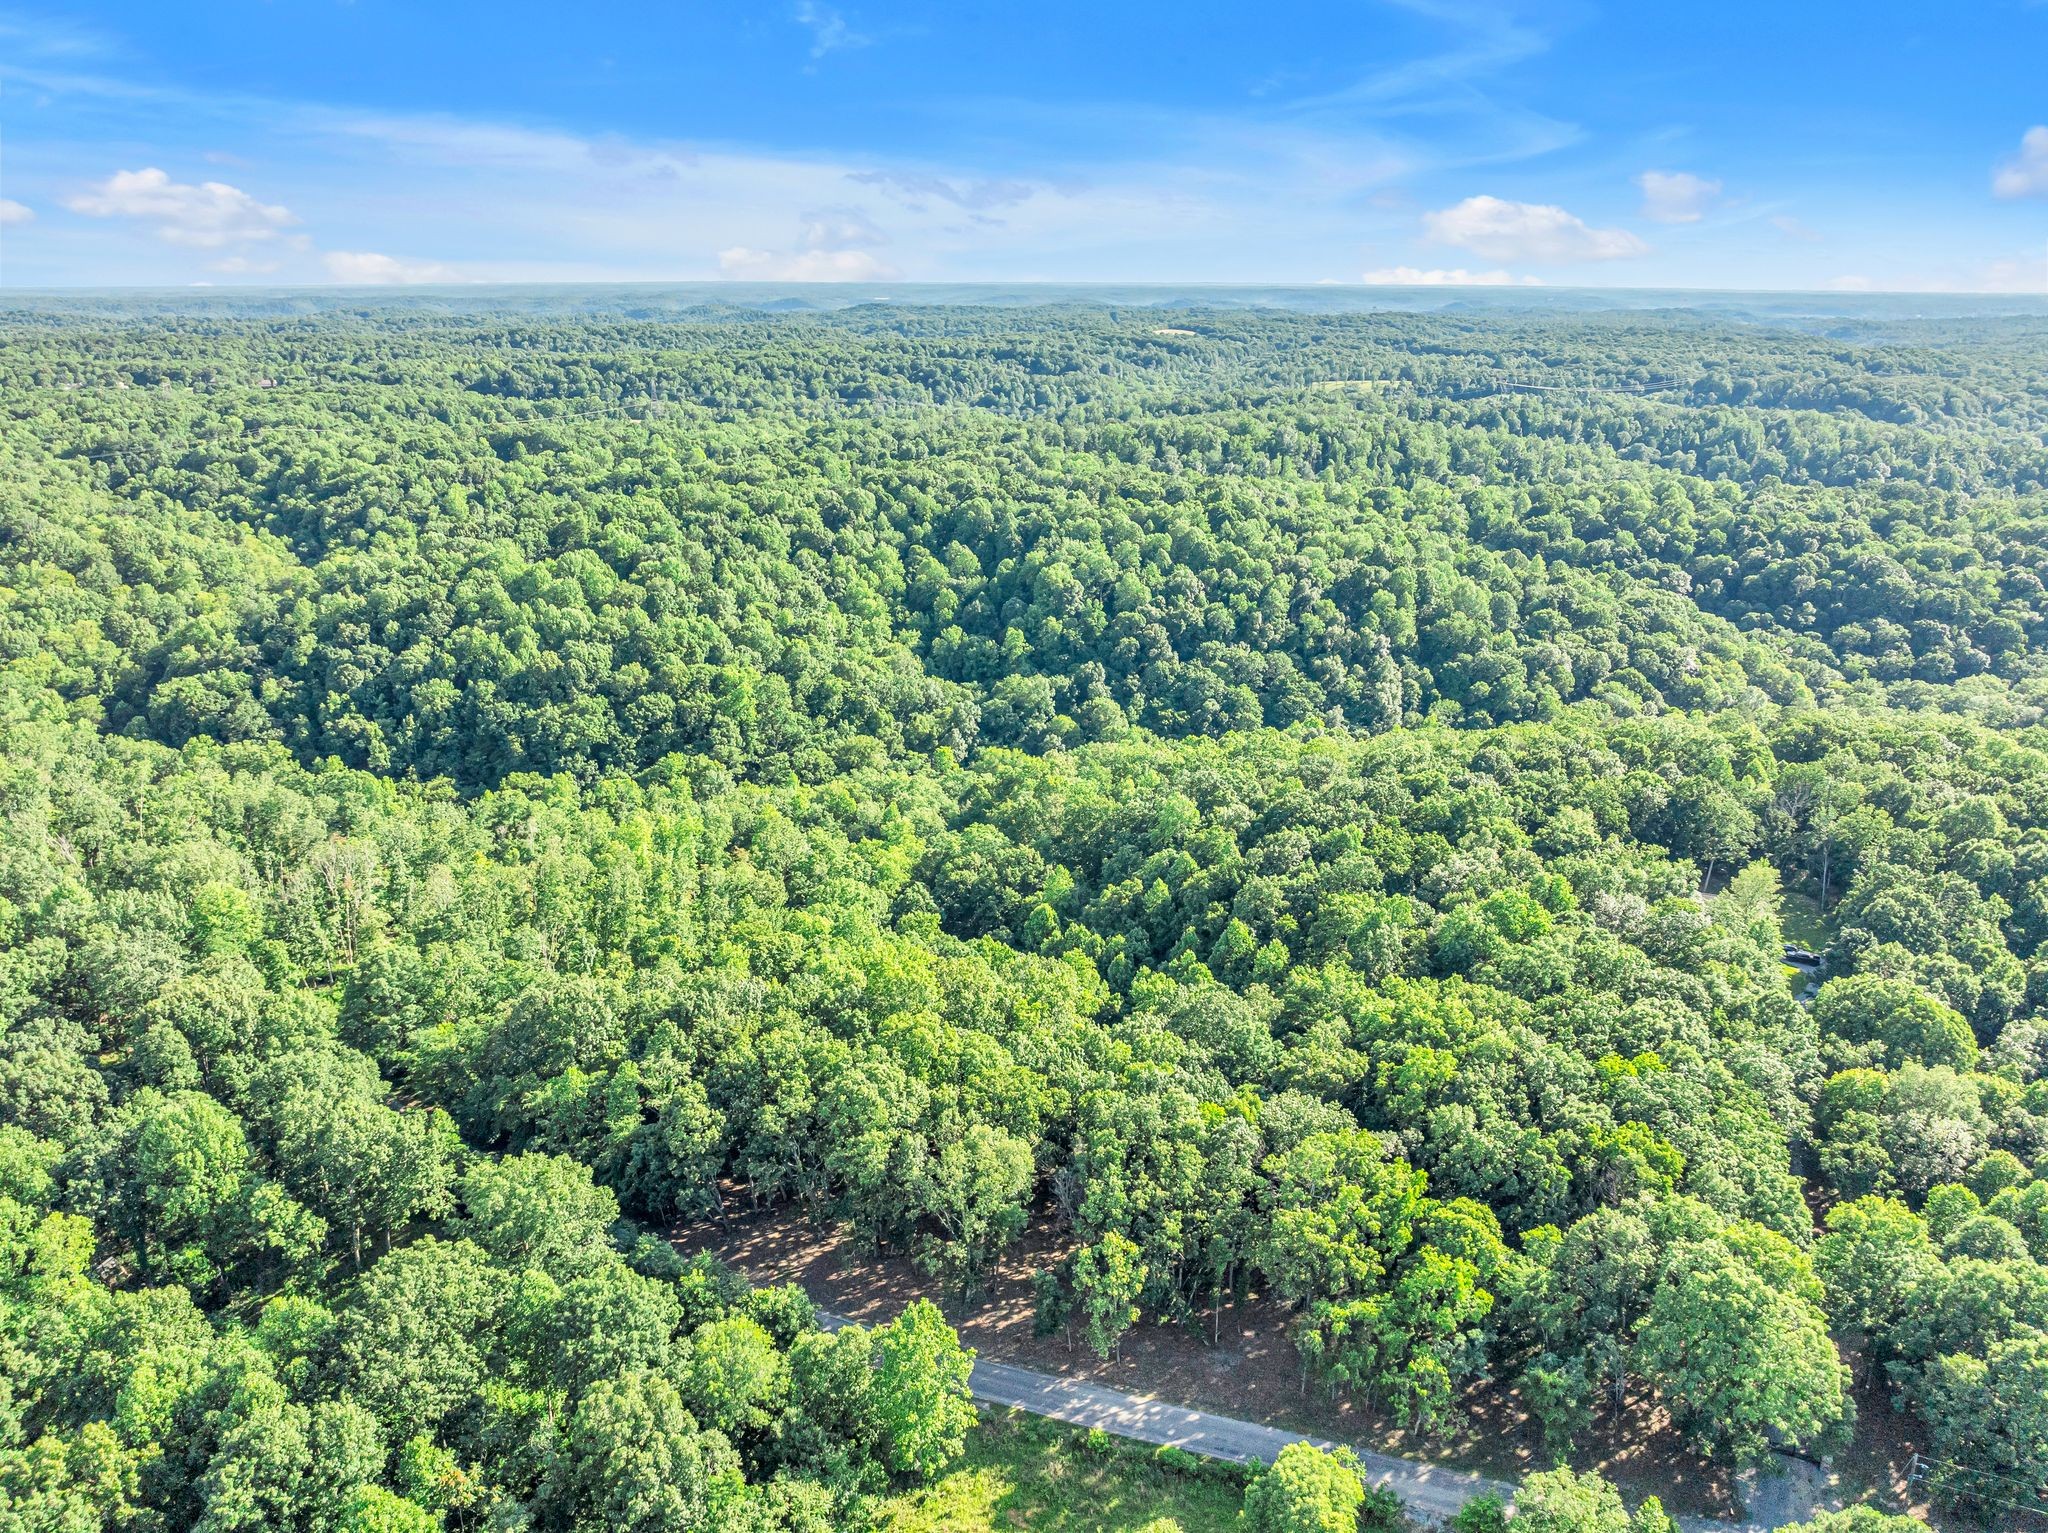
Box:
left=819, top=1309, right=1785, bottom=1529
left=821, top=1310, right=1512, bottom=1522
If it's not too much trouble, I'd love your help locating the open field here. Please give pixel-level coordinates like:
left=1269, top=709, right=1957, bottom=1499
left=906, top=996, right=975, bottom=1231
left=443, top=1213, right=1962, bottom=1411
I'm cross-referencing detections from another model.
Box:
left=878, top=1409, right=1246, bottom=1533
left=1778, top=889, right=1835, bottom=954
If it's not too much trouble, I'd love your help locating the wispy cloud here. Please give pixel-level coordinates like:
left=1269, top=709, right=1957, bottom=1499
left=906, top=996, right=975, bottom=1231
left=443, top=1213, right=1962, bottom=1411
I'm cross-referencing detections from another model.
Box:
left=797, top=207, right=887, bottom=249
left=849, top=170, right=1034, bottom=214
left=1278, top=1, right=1580, bottom=170
left=1965, top=254, right=2048, bottom=292
left=0, top=198, right=33, bottom=226
left=318, top=112, right=619, bottom=172
left=1828, top=253, right=2047, bottom=294
left=792, top=1, right=868, bottom=60
left=295, top=106, right=1313, bottom=281
left=0, top=8, right=118, bottom=61
left=1313, top=0, right=1551, bottom=109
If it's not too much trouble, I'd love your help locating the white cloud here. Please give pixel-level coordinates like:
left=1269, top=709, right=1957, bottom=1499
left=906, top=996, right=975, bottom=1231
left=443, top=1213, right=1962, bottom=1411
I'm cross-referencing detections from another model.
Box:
left=64, top=167, right=295, bottom=247
left=1993, top=126, right=2048, bottom=198
left=322, top=250, right=461, bottom=284
left=212, top=254, right=281, bottom=275
left=1636, top=169, right=1721, bottom=224
left=1360, top=265, right=1540, bottom=286
left=1771, top=215, right=1821, bottom=242
left=718, top=199, right=901, bottom=281
left=1825, top=274, right=1876, bottom=291
left=0, top=199, right=33, bottom=226
left=1422, top=194, right=1649, bottom=262
left=717, top=246, right=897, bottom=281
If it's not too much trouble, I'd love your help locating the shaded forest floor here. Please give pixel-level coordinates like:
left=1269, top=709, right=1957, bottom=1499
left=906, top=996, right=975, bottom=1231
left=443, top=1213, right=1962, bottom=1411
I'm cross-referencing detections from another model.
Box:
left=672, top=1198, right=1923, bottom=1523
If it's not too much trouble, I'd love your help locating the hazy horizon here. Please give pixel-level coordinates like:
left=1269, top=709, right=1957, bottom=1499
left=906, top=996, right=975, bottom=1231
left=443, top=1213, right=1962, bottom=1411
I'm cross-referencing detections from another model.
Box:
left=7, top=279, right=2048, bottom=315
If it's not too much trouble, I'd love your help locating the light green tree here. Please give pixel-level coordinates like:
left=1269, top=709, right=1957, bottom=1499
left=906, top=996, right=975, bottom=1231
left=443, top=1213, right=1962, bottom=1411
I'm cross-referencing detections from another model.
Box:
left=1071, top=1233, right=1147, bottom=1362
left=546, top=1368, right=744, bottom=1533
left=1241, top=1442, right=1366, bottom=1533
left=872, top=1300, right=976, bottom=1481
left=1633, top=1230, right=1850, bottom=1464
left=917, top=1124, right=1034, bottom=1299
left=1509, top=1466, right=1629, bottom=1533
left=681, top=1315, right=788, bottom=1444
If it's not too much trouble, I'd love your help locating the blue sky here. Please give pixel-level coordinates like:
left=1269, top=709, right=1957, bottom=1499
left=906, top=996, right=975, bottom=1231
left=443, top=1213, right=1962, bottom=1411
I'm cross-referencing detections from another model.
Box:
left=1, top=0, right=2044, bottom=290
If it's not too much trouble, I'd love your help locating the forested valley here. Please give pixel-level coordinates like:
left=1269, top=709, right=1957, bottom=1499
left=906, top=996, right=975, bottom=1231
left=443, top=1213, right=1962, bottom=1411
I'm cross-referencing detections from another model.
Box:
left=2, top=295, right=2046, bottom=1532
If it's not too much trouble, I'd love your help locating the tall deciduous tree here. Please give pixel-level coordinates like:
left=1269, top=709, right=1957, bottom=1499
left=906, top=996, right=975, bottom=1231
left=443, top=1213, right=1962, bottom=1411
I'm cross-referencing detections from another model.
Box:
left=871, top=1300, right=976, bottom=1481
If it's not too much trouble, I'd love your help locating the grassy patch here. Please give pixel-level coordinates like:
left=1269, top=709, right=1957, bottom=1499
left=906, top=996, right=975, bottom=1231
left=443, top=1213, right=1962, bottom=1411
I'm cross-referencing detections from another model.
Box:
left=878, top=1409, right=1246, bottom=1533
left=1780, top=889, right=1833, bottom=952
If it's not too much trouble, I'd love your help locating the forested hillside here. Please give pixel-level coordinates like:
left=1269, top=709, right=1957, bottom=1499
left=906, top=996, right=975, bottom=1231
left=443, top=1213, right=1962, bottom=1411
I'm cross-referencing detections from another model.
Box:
left=3, top=297, right=2046, bottom=1530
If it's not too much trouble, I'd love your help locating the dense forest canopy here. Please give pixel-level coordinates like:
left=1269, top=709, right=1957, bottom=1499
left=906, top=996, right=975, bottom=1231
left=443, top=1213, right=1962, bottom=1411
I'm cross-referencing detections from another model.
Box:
left=3, top=294, right=2046, bottom=1530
